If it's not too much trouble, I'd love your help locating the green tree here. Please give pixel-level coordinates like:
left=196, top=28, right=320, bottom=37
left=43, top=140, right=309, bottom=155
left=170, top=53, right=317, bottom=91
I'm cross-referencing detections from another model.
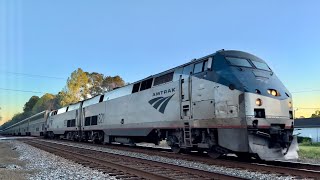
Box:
left=52, top=91, right=64, bottom=109
left=32, top=93, right=56, bottom=113
left=60, top=68, right=90, bottom=106
left=88, top=72, right=104, bottom=96
left=23, top=96, right=40, bottom=113
left=103, top=75, right=125, bottom=91
left=11, top=112, right=26, bottom=124
left=0, top=68, right=127, bottom=130
left=311, top=110, right=320, bottom=118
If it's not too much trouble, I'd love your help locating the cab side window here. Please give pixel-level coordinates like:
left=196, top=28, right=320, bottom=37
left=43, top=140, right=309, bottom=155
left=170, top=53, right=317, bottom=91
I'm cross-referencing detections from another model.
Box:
left=193, top=62, right=203, bottom=74
left=183, top=64, right=193, bottom=75
left=193, top=60, right=208, bottom=74
left=204, top=60, right=208, bottom=70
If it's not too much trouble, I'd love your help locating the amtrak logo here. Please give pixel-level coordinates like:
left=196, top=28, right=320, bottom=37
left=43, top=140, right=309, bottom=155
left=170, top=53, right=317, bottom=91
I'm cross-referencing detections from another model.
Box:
left=148, top=94, right=174, bottom=114
left=153, top=88, right=175, bottom=96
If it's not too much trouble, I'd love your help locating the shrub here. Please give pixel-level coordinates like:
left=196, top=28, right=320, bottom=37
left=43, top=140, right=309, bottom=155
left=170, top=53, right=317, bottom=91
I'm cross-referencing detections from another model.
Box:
left=297, top=136, right=311, bottom=143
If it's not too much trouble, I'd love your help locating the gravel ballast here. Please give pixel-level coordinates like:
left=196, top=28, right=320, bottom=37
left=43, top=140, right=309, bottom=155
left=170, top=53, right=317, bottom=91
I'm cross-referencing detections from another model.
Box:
left=39, top=139, right=294, bottom=180
left=10, top=140, right=115, bottom=180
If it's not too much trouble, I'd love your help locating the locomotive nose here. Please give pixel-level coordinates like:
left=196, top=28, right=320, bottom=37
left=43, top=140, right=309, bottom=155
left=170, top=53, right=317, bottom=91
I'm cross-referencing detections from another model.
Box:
left=244, top=92, right=293, bottom=127
left=244, top=92, right=296, bottom=160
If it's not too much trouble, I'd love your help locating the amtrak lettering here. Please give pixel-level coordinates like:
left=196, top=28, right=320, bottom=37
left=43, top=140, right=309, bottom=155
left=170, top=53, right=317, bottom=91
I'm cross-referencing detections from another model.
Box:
left=152, top=88, right=175, bottom=97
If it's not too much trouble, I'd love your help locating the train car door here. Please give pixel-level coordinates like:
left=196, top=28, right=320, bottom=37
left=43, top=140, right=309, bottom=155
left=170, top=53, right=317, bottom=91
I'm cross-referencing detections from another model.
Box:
left=75, top=109, right=79, bottom=129
left=78, top=101, right=84, bottom=139
left=180, top=64, right=193, bottom=120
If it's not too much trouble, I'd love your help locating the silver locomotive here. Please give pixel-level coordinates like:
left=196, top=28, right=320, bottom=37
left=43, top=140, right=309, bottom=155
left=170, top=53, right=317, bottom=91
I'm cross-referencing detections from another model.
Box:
left=2, top=50, right=298, bottom=160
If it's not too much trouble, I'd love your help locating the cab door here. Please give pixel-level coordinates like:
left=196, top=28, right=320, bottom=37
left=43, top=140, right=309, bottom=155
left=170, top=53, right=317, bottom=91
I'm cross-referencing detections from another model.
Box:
left=180, top=64, right=193, bottom=120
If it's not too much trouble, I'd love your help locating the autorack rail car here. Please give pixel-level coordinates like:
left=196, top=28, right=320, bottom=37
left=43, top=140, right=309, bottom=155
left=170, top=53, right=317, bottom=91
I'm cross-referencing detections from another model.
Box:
left=1, top=50, right=298, bottom=160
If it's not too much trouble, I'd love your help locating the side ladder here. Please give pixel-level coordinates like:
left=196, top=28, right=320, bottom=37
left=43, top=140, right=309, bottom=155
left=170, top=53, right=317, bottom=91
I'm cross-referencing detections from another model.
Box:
left=183, top=122, right=192, bottom=147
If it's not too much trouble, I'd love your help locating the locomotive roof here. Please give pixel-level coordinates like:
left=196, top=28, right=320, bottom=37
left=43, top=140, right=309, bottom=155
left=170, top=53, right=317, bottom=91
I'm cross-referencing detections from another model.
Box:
left=218, top=50, right=266, bottom=63
left=135, top=49, right=266, bottom=82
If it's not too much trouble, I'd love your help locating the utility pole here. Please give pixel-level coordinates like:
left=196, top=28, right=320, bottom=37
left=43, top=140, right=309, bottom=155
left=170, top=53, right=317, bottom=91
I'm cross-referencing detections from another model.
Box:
left=294, top=108, right=298, bottom=119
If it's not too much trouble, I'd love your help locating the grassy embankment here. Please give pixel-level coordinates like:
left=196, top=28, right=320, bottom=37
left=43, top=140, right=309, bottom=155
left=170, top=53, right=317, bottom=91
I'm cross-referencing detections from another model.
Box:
left=298, top=142, right=320, bottom=159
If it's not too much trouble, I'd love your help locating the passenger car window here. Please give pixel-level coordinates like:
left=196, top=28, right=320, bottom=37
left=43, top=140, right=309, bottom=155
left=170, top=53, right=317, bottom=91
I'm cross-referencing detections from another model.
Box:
left=91, top=116, right=98, bottom=125
left=193, top=62, right=203, bottom=74
left=140, top=78, right=153, bottom=91
left=99, top=95, right=104, bottom=102
left=85, top=117, right=91, bottom=126
left=71, top=119, right=76, bottom=127
left=132, top=82, right=140, bottom=93
left=153, top=72, right=174, bottom=86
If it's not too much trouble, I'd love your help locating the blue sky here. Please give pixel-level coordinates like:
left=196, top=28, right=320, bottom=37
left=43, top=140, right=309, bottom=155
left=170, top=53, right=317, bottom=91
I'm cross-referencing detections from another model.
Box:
left=0, top=0, right=320, bottom=123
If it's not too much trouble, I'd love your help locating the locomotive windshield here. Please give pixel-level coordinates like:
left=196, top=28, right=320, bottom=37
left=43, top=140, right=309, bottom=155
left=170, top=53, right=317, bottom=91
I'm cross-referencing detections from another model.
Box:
left=226, top=57, right=252, bottom=67
left=251, top=60, right=271, bottom=71
left=226, top=56, right=271, bottom=71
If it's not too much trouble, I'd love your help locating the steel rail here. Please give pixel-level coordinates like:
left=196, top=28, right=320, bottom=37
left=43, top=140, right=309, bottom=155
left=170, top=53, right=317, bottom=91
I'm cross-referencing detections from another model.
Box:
left=25, top=140, right=243, bottom=180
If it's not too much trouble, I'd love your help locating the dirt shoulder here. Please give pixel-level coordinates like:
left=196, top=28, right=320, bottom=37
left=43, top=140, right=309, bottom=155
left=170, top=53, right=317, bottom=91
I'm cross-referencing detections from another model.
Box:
left=0, top=141, right=28, bottom=180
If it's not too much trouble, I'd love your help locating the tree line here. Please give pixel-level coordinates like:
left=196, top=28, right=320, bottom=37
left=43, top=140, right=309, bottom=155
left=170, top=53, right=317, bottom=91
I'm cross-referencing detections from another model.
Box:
left=311, top=110, right=320, bottom=118
left=0, top=68, right=125, bottom=130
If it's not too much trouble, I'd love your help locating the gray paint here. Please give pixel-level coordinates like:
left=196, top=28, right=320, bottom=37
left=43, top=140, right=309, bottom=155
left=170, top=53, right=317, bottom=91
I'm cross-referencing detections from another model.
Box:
left=103, top=128, right=153, bottom=137
left=218, top=128, right=249, bottom=152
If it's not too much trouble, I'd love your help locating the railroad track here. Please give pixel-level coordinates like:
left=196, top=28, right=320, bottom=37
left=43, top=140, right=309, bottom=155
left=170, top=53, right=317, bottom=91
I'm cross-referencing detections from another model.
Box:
left=24, top=140, right=243, bottom=180
left=28, top=138, right=320, bottom=179
left=101, top=142, right=320, bottom=179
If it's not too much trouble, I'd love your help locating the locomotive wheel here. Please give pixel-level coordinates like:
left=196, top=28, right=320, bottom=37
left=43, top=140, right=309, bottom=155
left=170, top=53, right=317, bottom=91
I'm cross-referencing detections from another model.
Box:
left=171, top=145, right=182, bottom=153
left=207, top=149, right=222, bottom=159
left=167, top=135, right=181, bottom=153
left=49, top=132, right=55, bottom=139
left=92, top=134, right=98, bottom=144
left=72, top=133, right=78, bottom=141
left=98, top=132, right=104, bottom=143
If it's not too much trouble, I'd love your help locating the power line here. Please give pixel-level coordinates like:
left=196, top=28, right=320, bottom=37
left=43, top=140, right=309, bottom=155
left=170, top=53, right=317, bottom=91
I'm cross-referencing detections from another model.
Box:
left=0, top=71, right=65, bottom=80
left=294, top=107, right=320, bottom=110
left=0, top=88, right=45, bottom=94
left=291, top=89, right=320, bottom=93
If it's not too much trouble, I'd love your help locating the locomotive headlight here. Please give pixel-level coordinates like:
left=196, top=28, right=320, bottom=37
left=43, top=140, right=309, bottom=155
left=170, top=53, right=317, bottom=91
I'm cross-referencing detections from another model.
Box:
left=288, top=101, right=292, bottom=108
left=255, top=98, right=262, bottom=106
left=267, top=89, right=279, bottom=96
